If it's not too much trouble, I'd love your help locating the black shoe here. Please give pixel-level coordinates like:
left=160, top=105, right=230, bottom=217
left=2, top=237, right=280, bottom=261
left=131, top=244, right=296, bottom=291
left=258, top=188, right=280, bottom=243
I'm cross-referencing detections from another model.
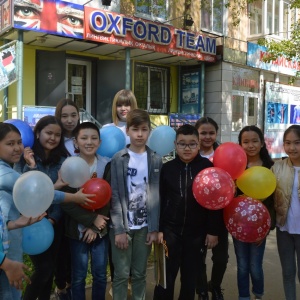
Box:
left=55, top=291, right=71, bottom=300
left=198, top=291, right=209, bottom=300
left=211, top=286, right=224, bottom=300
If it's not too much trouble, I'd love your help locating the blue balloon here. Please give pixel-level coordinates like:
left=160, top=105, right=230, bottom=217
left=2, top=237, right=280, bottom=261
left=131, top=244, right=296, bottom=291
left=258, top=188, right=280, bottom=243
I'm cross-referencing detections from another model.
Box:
left=97, top=126, right=126, bottom=158
left=22, top=218, right=54, bottom=255
left=148, top=125, right=176, bottom=156
left=4, top=119, right=34, bottom=148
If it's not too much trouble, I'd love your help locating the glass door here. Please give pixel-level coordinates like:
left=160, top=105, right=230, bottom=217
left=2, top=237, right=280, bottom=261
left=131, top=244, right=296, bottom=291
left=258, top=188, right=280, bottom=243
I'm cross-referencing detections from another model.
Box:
left=66, top=59, right=91, bottom=113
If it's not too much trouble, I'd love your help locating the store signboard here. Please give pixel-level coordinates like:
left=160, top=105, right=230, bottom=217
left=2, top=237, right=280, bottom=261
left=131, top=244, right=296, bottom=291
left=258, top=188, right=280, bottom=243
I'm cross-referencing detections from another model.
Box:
left=23, top=106, right=56, bottom=129
left=0, top=0, right=12, bottom=34
left=264, top=81, right=300, bottom=158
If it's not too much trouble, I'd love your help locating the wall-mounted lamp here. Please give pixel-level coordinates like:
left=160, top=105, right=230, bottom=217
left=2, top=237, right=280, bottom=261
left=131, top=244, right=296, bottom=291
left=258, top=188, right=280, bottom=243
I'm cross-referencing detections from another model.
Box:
left=102, top=0, right=111, bottom=5
left=184, top=15, right=194, bottom=27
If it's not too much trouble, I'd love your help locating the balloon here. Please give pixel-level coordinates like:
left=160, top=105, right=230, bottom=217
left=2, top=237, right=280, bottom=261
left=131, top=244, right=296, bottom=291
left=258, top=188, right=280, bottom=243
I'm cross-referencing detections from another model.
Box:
left=236, top=166, right=276, bottom=200
left=4, top=119, right=34, bottom=148
left=223, top=196, right=271, bottom=243
left=60, top=156, right=90, bottom=188
left=97, top=126, right=126, bottom=158
left=193, top=167, right=236, bottom=210
left=147, top=125, right=176, bottom=156
left=81, top=178, right=112, bottom=210
left=13, top=171, right=54, bottom=218
left=213, top=142, right=247, bottom=179
left=22, top=218, right=54, bottom=255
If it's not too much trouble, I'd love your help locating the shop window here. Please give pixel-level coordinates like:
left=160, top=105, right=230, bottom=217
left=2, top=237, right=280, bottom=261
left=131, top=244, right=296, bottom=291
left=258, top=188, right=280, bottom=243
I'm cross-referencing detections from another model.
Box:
left=201, top=0, right=224, bottom=34
left=134, top=63, right=169, bottom=114
left=136, top=0, right=168, bottom=21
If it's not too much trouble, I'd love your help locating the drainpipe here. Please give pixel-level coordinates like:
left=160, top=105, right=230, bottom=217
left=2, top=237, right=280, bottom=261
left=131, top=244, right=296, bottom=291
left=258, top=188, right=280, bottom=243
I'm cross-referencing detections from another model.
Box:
left=17, top=30, right=23, bottom=119
left=200, top=63, right=205, bottom=115
left=125, top=48, right=130, bottom=90
left=3, top=39, right=8, bottom=120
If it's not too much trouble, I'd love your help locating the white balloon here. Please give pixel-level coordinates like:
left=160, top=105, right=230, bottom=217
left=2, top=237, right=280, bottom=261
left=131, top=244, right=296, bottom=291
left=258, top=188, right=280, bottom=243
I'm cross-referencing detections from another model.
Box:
left=60, top=156, right=90, bottom=188
left=13, top=171, right=54, bottom=218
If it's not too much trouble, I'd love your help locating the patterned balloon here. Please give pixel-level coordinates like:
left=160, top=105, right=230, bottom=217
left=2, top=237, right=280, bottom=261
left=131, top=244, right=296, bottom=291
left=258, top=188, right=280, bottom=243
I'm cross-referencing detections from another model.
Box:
left=223, top=196, right=271, bottom=243
left=192, top=167, right=236, bottom=210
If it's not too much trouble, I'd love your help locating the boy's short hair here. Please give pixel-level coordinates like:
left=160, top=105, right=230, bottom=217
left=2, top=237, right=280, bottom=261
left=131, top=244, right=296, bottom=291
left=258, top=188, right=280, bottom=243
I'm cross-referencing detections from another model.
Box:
left=176, top=124, right=199, bottom=140
left=126, top=109, right=150, bottom=128
left=74, top=121, right=100, bottom=139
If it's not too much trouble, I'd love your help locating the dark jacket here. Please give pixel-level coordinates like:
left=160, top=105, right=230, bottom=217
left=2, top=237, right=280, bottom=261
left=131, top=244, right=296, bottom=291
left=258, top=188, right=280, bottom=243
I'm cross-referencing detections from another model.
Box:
left=159, top=155, right=224, bottom=237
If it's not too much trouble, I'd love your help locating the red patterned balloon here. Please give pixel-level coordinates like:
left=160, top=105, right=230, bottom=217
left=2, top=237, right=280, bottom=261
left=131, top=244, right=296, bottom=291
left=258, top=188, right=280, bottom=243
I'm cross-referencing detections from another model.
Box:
left=223, top=196, right=271, bottom=243
left=192, top=167, right=236, bottom=210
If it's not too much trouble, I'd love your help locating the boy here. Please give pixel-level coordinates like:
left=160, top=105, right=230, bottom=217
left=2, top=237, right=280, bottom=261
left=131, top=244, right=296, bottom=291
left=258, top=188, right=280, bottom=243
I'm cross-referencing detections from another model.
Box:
left=110, top=109, right=162, bottom=300
left=153, top=124, right=223, bottom=300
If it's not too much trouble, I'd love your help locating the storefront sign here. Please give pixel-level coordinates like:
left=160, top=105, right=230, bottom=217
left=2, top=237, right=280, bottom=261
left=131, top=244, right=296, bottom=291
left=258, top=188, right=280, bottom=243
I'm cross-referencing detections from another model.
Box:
left=264, top=81, right=300, bottom=158
left=247, top=42, right=300, bottom=76
left=84, top=7, right=216, bottom=62
left=0, top=0, right=12, bottom=34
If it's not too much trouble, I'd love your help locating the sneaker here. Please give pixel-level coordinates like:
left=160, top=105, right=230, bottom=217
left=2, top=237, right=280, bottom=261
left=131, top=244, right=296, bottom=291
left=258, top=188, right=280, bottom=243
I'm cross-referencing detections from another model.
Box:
left=211, top=286, right=224, bottom=300
left=198, top=291, right=209, bottom=300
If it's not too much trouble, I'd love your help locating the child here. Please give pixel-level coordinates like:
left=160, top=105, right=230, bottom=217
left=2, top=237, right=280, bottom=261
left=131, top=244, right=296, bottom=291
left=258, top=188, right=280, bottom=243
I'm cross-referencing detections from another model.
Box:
left=153, top=124, right=223, bottom=300
left=55, top=98, right=80, bottom=156
left=195, top=117, right=228, bottom=300
left=61, top=121, right=110, bottom=300
left=110, top=109, right=162, bottom=300
left=271, top=125, right=300, bottom=300
left=0, top=123, right=46, bottom=299
left=235, top=125, right=275, bottom=300
left=15, top=116, right=94, bottom=300
left=103, top=89, right=138, bottom=145
left=55, top=98, right=80, bottom=299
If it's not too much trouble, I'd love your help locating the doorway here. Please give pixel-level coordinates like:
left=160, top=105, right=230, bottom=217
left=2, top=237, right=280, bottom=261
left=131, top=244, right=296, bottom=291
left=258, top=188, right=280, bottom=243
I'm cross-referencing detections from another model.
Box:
left=66, top=59, right=91, bottom=114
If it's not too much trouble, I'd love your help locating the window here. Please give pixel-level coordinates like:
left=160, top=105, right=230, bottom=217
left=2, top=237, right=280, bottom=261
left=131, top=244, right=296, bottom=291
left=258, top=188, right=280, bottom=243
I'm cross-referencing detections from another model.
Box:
left=249, top=0, right=294, bottom=38
left=249, top=1, right=262, bottom=35
left=201, top=0, right=224, bottom=34
left=134, top=63, right=169, bottom=114
left=136, top=0, right=168, bottom=21
left=232, top=95, right=244, bottom=131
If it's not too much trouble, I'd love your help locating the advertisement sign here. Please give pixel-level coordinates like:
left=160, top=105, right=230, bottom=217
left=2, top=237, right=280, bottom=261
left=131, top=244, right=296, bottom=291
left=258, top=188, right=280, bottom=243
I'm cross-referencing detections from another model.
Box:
left=169, top=113, right=202, bottom=129
left=0, top=40, right=17, bottom=91
left=0, top=0, right=12, bottom=34
left=14, top=0, right=84, bottom=38
left=23, top=106, right=56, bottom=129
left=84, top=7, right=216, bottom=62
left=264, top=81, right=300, bottom=158
left=247, top=42, right=300, bottom=76
left=181, top=71, right=200, bottom=113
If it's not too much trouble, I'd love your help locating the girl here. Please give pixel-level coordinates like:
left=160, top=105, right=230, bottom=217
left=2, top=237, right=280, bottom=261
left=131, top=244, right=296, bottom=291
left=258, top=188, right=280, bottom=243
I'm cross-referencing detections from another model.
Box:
left=235, top=125, right=275, bottom=300
left=0, top=123, right=46, bottom=299
left=103, top=89, right=138, bottom=145
left=55, top=98, right=80, bottom=299
left=15, top=116, right=94, bottom=300
left=195, top=117, right=228, bottom=300
left=61, top=122, right=110, bottom=300
left=271, top=125, right=300, bottom=300
left=55, top=98, right=80, bottom=156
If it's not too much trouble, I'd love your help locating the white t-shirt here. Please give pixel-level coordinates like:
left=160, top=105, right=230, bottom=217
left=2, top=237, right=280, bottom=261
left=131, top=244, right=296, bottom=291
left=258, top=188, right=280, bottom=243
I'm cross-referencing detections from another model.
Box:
left=126, top=149, right=148, bottom=229
left=279, top=166, right=300, bottom=234
left=103, top=121, right=130, bottom=145
left=200, top=150, right=214, bottom=159
left=64, top=137, right=76, bottom=156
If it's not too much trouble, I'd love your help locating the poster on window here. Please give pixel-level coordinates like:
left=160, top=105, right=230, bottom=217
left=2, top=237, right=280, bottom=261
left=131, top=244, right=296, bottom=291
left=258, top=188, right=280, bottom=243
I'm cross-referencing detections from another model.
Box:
left=23, top=106, right=56, bottom=129
left=181, top=71, right=200, bottom=113
left=264, top=81, right=300, bottom=158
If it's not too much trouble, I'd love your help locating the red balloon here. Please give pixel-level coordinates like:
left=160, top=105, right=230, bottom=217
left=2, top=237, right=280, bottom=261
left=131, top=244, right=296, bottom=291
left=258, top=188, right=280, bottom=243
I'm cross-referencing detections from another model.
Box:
left=223, top=196, right=271, bottom=243
left=213, top=142, right=247, bottom=179
left=81, top=178, right=112, bottom=210
left=193, top=167, right=236, bottom=210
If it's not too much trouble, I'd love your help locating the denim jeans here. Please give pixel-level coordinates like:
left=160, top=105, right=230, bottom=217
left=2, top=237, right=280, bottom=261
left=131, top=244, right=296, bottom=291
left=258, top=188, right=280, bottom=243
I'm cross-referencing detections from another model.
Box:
left=233, top=237, right=266, bottom=300
left=70, top=235, right=108, bottom=300
left=276, top=228, right=300, bottom=300
left=0, top=270, right=22, bottom=300
left=110, top=226, right=151, bottom=300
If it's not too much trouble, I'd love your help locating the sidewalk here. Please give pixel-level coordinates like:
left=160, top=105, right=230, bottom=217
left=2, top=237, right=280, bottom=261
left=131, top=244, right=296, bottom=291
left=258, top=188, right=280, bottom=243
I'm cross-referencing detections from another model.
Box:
left=53, top=230, right=300, bottom=299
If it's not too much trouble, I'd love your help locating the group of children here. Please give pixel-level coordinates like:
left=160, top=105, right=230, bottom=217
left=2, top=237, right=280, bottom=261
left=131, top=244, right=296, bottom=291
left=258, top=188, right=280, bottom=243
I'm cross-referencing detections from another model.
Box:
left=0, top=90, right=300, bottom=300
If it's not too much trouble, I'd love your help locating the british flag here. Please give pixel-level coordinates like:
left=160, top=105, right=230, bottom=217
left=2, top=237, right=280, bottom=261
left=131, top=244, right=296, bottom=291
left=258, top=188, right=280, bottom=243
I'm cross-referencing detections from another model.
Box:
left=14, top=0, right=84, bottom=38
